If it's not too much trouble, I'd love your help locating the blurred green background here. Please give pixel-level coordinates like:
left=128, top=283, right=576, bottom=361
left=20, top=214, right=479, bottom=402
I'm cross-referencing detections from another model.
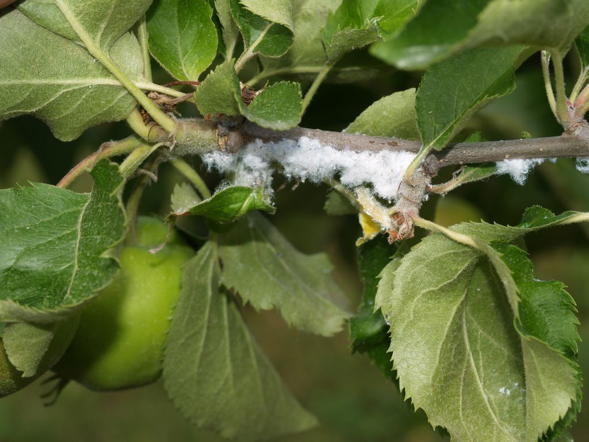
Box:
left=1, top=54, right=589, bottom=442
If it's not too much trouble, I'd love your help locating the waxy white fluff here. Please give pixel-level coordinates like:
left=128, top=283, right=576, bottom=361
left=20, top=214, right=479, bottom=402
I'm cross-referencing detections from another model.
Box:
left=576, top=158, right=589, bottom=174
left=496, top=158, right=545, bottom=185
left=203, top=136, right=417, bottom=201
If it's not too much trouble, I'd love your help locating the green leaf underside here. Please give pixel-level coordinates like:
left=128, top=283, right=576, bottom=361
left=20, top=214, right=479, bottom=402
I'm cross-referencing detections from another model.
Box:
left=218, top=213, right=350, bottom=336
left=0, top=11, right=142, bottom=141
left=163, top=242, right=317, bottom=440
left=261, top=0, right=340, bottom=71
left=322, top=0, right=381, bottom=62
left=417, top=46, right=524, bottom=151
left=456, top=206, right=587, bottom=245
left=238, top=0, right=293, bottom=29
left=577, top=25, right=589, bottom=67
left=3, top=323, right=57, bottom=377
left=0, top=161, right=126, bottom=322
left=19, top=0, right=152, bottom=50
left=214, top=0, right=239, bottom=56
left=350, top=236, right=397, bottom=380
left=170, top=183, right=201, bottom=215
left=345, top=88, right=419, bottom=140
left=373, top=0, right=424, bottom=36
left=240, top=81, right=303, bottom=130
left=2, top=319, right=78, bottom=377
left=374, top=0, right=589, bottom=69
left=378, top=228, right=579, bottom=441
left=230, top=0, right=293, bottom=58
left=183, top=186, right=274, bottom=223
left=194, top=59, right=241, bottom=116
left=147, top=0, right=218, bottom=81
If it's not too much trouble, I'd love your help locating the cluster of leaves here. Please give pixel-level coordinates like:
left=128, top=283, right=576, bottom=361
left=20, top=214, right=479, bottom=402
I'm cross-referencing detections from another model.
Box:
left=1, top=0, right=589, bottom=441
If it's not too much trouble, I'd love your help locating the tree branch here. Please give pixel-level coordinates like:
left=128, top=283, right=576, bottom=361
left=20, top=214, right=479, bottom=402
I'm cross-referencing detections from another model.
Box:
left=167, top=119, right=589, bottom=168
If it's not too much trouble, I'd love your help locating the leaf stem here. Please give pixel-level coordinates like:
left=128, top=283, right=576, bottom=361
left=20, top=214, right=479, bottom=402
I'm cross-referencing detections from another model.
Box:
left=119, top=143, right=164, bottom=179
left=57, top=136, right=143, bottom=188
left=135, top=81, right=187, bottom=98
left=234, top=24, right=272, bottom=72
left=575, top=84, right=589, bottom=117
left=403, top=145, right=431, bottom=181
left=413, top=216, right=479, bottom=249
left=126, top=109, right=168, bottom=142
left=570, top=67, right=589, bottom=103
left=136, top=17, right=152, bottom=81
left=541, top=51, right=558, bottom=118
left=125, top=154, right=165, bottom=242
left=302, top=64, right=333, bottom=113
left=54, top=0, right=176, bottom=133
left=549, top=50, right=570, bottom=125
left=169, top=157, right=212, bottom=199
left=246, top=66, right=326, bottom=87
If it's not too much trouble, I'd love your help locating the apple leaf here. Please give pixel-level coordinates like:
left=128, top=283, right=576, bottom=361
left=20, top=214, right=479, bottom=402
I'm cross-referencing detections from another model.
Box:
left=239, top=81, right=303, bottom=130
left=0, top=160, right=126, bottom=323
left=373, top=0, right=424, bottom=37
left=2, top=318, right=78, bottom=377
left=430, top=164, right=498, bottom=194
left=417, top=46, right=525, bottom=151
left=194, top=60, right=302, bottom=129
left=345, top=88, right=419, bottom=140
left=230, top=0, right=293, bottom=58
left=0, top=11, right=142, bottom=141
left=322, top=0, right=380, bottom=62
left=164, top=242, right=317, bottom=440
left=214, top=0, right=240, bottom=57
left=19, top=0, right=152, bottom=50
left=456, top=206, right=588, bottom=245
left=194, top=60, right=241, bottom=117
left=377, top=226, right=580, bottom=440
left=218, top=213, right=350, bottom=336
left=577, top=25, right=589, bottom=68
left=238, top=0, right=294, bottom=30
left=262, top=0, right=340, bottom=72
left=349, top=236, right=397, bottom=381
left=170, top=183, right=201, bottom=215
left=373, top=0, right=589, bottom=69
left=177, top=186, right=275, bottom=223
left=147, top=0, right=218, bottom=81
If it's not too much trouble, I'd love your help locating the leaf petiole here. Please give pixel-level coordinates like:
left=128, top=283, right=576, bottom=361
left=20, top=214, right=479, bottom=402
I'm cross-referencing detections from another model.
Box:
left=57, top=136, right=144, bottom=188
left=549, top=49, right=570, bottom=125
left=136, top=16, right=152, bottom=81
left=169, top=157, right=212, bottom=199
left=234, top=23, right=272, bottom=72
left=541, top=51, right=558, bottom=119
left=302, top=64, right=333, bottom=113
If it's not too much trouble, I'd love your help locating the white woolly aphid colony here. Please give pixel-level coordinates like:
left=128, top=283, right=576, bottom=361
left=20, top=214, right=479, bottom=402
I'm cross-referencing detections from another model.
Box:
left=204, top=136, right=417, bottom=201
left=204, top=137, right=567, bottom=199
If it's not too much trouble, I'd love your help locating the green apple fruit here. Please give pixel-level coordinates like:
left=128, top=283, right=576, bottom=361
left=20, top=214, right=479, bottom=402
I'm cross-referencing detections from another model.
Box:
left=54, top=217, right=193, bottom=391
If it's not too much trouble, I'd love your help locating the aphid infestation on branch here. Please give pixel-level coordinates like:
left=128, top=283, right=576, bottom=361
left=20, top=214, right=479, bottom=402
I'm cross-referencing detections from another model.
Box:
left=1, top=1, right=589, bottom=441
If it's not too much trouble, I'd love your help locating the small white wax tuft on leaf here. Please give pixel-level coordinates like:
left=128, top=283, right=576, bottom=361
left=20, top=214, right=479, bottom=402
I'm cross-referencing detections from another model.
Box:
left=496, top=158, right=544, bottom=185
left=202, top=137, right=416, bottom=200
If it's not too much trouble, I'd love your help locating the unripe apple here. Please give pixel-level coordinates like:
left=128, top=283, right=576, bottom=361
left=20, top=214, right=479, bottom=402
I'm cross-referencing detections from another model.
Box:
left=54, top=217, right=193, bottom=391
